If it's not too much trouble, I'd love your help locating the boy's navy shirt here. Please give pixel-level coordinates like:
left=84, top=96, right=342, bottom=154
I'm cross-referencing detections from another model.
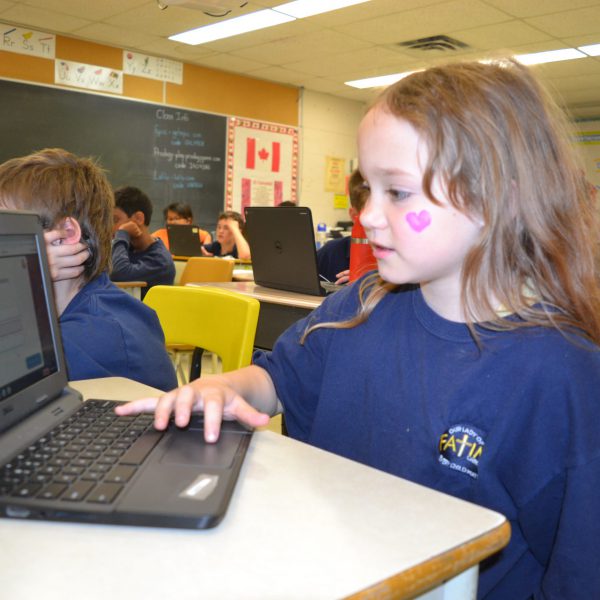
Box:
left=111, top=231, right=175, bottom=297
left=202, top=240, right=238, bottom=259
left=60, top=272, right=177, bottom=392
left=253, top=279, right=600, bottom=599
left=316, top=236, right=350, bottom=283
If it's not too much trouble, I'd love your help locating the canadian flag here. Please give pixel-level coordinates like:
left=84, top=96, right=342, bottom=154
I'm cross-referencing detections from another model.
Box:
left=246, top=137, right=280, bottom=172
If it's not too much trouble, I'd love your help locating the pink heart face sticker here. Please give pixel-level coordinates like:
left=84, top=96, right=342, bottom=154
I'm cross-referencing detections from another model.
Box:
left=406, top=210, right=431, bottom=232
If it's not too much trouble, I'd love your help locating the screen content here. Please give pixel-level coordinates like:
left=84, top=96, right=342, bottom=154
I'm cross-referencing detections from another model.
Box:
left=0, top=234, right=58, bottom=401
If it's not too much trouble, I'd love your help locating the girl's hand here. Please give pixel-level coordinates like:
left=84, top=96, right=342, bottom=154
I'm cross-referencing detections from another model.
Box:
left=114, top=377, right=270, bottom=443
left=44, top=229, right=89, bottom=282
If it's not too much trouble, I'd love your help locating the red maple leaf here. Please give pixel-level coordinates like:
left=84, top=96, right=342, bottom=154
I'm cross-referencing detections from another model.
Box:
left=258, top=147, right=269, bottom=160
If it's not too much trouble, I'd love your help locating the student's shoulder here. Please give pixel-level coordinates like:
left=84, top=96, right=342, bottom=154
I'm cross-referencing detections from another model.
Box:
left=62, top=273, right=153, bottom=321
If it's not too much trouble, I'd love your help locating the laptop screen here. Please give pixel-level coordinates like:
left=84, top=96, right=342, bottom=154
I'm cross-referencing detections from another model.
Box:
left=244, top=206, right=325, bottom=296
left=0, top=211, right=68, bottom=432
left=166, top=224, right=203, bottom=257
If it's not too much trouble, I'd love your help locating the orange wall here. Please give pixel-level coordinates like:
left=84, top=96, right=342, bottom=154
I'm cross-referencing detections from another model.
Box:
left=0, top=34, right=299, bottom=126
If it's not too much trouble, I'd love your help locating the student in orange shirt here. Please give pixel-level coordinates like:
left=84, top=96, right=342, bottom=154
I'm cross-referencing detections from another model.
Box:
left=151, top=202, right=212, bottom=250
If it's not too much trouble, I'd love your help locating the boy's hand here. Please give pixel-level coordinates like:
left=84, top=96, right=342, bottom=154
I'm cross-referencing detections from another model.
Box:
left=118, top=220, right=142, bottom=239
left=114, top=378, right=270, bottom=443
left=335, top=269, right=350, bottom=285
left=44, top=229, right=89, bottom=281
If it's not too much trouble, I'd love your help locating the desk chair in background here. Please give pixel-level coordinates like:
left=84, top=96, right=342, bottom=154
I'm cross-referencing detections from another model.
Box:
left=170, top=257, right=235, bottom=374
left=178, top=257, right=234, bottom=286
left=143, top=285, right=260, bottom=384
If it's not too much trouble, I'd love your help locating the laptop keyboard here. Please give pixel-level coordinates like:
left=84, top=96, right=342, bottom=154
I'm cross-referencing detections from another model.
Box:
left=0, top=400, right=161, bottom=505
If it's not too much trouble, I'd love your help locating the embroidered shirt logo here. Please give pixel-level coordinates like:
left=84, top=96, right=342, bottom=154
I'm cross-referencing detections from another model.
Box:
left=438, top=424, right=485, bottom=479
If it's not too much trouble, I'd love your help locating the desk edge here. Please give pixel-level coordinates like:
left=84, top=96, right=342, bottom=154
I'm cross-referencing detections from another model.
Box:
left=344, top=519, right=511, bottom=600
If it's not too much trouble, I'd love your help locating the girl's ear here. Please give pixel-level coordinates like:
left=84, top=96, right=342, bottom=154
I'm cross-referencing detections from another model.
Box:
left=56, top=217, right=82, bottom=244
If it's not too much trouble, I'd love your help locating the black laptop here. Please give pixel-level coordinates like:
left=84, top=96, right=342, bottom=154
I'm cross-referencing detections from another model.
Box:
left=0, top=210, right=251, bottom=529
left=244, top=206, right=326, bottom=296
left=166, top=224, right=204, bottom=257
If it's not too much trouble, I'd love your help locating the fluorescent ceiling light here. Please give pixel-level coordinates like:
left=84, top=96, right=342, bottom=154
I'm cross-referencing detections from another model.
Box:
left=514, top=48, right=586, bottom=66
left=274, top=0, right=371, bottom=19
left=170, top=0, right=373, bottom=45
left=345, top=71, right=415, bottom=89
left=169, top=9, right=294, bottom=44
left=578, top=43, right=600, bottom=56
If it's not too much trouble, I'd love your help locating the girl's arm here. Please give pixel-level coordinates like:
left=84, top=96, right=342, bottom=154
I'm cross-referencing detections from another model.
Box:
left=115, top=365, right=281, bottom=443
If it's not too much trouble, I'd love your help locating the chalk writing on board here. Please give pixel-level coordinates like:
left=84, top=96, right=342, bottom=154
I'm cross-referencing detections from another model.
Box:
left=0, top=78, right=227, bottom=232
left=152, top=108, right=222, bottom=190
left=1, top=23, right=55, bottom=58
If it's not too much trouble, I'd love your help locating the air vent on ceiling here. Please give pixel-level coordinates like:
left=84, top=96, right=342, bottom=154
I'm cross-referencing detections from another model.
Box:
left=398, top=35, right=469, bottom=52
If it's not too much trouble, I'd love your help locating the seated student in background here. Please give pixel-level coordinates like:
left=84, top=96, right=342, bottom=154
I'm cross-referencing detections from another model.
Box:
left=316, top=168, right=370, bottom=285
left=201, top=210, right=251, bottom=260
left=118, top=61, right=600, bottom=597
left=0, top=148, right=177, bottom=391
left=111, top=186, right=176, bottom=297
left=151, top=201, right=212, bottom=250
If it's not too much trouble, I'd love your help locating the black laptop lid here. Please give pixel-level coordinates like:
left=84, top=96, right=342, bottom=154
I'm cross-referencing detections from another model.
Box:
left=0, top=210, right=68, bottom=432
left=244, top=206, right=324, bottom=296
left=167, top=224, right=203, bottom=257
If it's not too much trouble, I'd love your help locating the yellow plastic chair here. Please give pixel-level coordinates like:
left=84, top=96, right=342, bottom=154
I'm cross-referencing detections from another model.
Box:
left=178, top=257, right=234, bottom=286
left=144, top=285, right=260, bottom=382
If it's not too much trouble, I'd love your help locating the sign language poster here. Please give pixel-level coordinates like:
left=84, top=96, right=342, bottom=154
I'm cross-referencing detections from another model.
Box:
left=226, top=117, right=298, bottom=212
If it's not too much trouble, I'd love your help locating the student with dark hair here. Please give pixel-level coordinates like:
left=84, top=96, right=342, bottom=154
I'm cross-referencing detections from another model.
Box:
left=111, top=186, right=176, bottom=297
left=201, top=210, right=251, bottom=260
left=151, top=201, right=212, bottom=250
left=0, top=149, right=177, bottom=391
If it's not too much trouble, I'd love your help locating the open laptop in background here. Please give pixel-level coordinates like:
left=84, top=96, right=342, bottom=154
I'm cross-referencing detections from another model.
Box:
left=0, top=210, right=251, bottom=529
left=166, top=224, right=204, bottom=256
left=244, top=206, right=326, bottom=296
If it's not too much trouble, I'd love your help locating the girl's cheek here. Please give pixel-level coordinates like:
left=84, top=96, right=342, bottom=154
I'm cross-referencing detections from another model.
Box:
left=405, top=209, right=432, bottom=233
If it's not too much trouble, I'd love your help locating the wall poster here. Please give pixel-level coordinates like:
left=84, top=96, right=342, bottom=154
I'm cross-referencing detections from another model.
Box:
left=226, top=116, right=298, bottom=212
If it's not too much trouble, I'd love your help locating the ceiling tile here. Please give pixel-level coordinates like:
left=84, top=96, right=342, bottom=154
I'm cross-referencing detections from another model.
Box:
left=229, top=29, right=370, bottom=65
left=482, top=0, right=600, bottom=19
left=335, top=0, right=511, bottom=45
left=450, top=20, right=552, bottom=51
left=20, top=0, right=148, bottom=21
left=525, top=6, right=600, bottom=38
left=106, top=4, right=211, bottom=37
left=200, top=19, right=318, bottom=53
left=72, top=22, right=158, bottom=48
left=285, top=46, right=413, bottom=78
left=194, top=52, right=269, bottom=73
left=0, top=3, right=90, bottom=32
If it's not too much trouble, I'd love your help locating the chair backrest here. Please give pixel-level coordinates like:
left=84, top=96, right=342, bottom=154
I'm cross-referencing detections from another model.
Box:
left=178, top=257, right=234, bottom=286
left=144, top=285, right=260, bottom=372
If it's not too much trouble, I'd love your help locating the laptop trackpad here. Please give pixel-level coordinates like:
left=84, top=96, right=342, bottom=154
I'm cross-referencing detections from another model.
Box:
left=160, top=431, right=242, bottom=468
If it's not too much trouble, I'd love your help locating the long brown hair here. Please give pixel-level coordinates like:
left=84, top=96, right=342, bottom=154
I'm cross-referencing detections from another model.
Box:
left=304, top=60, right=600, bottom=345
left=0, top=148, right=114, bottom=282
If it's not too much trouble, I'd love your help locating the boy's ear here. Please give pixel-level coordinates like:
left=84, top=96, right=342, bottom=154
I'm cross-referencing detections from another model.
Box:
left=56, top=217, right=82, bottom=245
left=131, top=210, right=146, bottom=226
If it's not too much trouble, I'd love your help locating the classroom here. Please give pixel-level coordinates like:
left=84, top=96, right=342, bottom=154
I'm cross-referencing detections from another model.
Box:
left=1, top=2, right=600, bottom=599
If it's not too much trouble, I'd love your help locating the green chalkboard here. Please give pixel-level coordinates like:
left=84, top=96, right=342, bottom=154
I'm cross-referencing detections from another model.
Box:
left=0, top=78, right=227, bottom=232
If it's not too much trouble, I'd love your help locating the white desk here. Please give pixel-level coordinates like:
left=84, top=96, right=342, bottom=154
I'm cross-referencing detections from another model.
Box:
left=188, top=281, right=325, bottom=350
left=0, top=378, right=509, bottom=600
left=114, top=280, right=147, bottom=300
